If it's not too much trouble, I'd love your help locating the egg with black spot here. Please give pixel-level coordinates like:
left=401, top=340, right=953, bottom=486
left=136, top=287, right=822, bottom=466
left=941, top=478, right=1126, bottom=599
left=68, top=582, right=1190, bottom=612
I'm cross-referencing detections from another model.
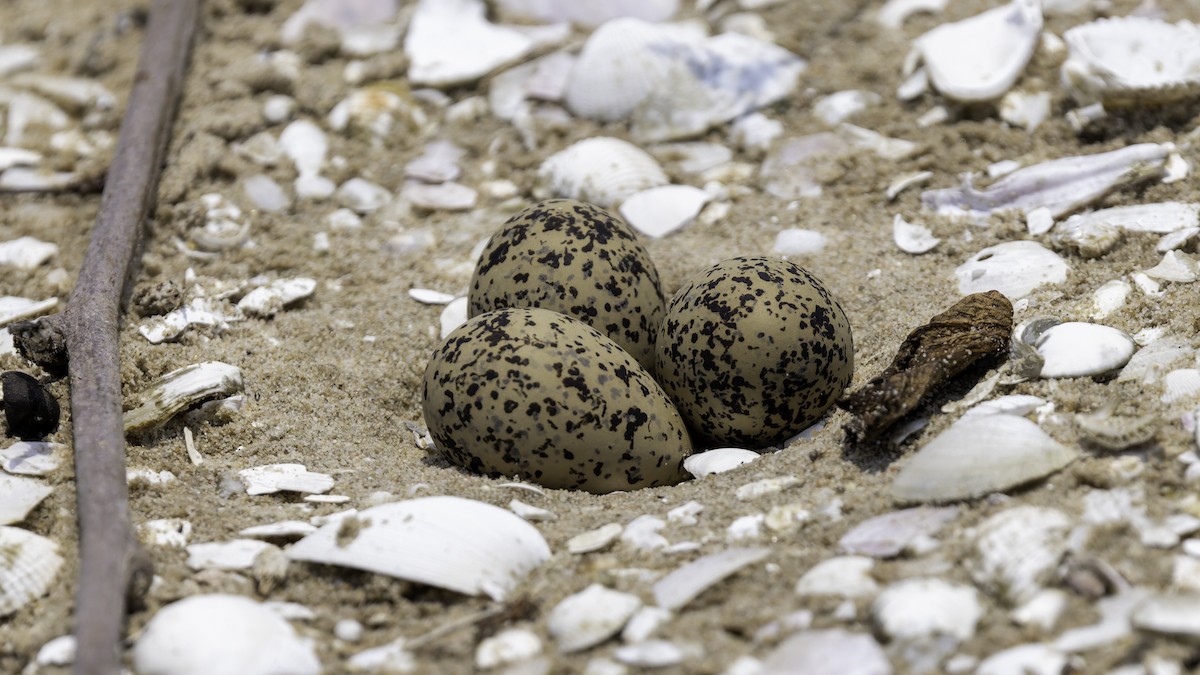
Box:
left=469, top=199, right=666, bottom=372
left=655, top=256, right=854, bottom=449
left=422, top=307, right=692, bottom=493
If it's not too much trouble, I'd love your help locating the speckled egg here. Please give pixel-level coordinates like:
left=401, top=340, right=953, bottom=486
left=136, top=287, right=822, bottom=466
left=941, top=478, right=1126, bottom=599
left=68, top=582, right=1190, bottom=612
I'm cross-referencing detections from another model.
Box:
left=468, top=199, right=666, bottom=372
left=655, top=257, right=854, bottom=448
left=422, top=307, right=692, bottom=493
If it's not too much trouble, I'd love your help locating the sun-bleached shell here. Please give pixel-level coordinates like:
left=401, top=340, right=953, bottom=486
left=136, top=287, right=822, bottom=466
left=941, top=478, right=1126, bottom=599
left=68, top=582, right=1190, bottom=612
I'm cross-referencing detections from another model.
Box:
left=872, top=578, right=982, bottom=642
left=652, top=547, right=769, bottom=610
left=538, top=137, right=668, bottom=208
left=955, top=240, right=1068, bottom=299
left=138, top=298, right=244, bottom=345
left=1062, top=202, right=1200, bottom=235
left=1062, top=17, right=1200, bottom=105
left=287, top=496, right=550, bottom=601
left=0, top=474, right=52, bottom=525
left=0, top=442, right=66, bottom=476
left=186, top=539, right=274, bottom=571
left=999, top=90, right=1052, bottom=130
left=0, top=525, right=62, bottom=618
left=494, top=0, right=678, bottom=27
left=1035, top=322, right=1135, bottom=378
left=439, top=297, right=469, bottom=339
left=237, top=278, right=316, bottom=318
left=838, top=506, right=959, bottom=558
left=567, top=523, right=623, bottom=554
left=132, top=594, right=319, bottom=675
left=138, top=519, right=193, bottom=548
left=618, top=185, right=709, bottom=239
left=682, top=447, right=759, bottom=478
left=969, top=506, right=1071, bottom=605
left=911, top=0, right=1042, bottom=102
left=123, top=362, right=245, bottom=434
left=1144, top=250, right=1198, bottom=283
left=760, top=630, right=890, bottom=675
left=476, top=628, right=542, bottom=670
left=547, top=584, right=642, bottom=652
left=1162, top=369, right=1200, bottom=406
left=891, top=414, right=1078, bottom=503
left=238, top=463, right=334, bottom=496
left=1092, top=279, right=1131, bottom=320
left=794, top=556, right=878, bottom=598
left=876, top=0, right=948, bottom=28
left=0, top=236, right=56, bottom=271
left=893, top=214, right=940, bottom=254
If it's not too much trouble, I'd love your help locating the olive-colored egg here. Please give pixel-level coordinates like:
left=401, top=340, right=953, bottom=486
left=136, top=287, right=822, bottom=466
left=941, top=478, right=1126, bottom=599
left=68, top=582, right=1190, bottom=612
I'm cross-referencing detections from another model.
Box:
left=468, top=199, right=666, bottom=372
left=655, top=256, right=854, bottom=448
left=422, top=307, right=692, bottom=493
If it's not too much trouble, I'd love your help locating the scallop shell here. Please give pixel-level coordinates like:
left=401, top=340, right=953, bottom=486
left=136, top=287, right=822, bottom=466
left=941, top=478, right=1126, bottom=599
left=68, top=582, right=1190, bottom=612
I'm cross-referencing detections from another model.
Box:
left=912, top=0, right=1042, bottom=102
left=1035, top=322, right=1135, bottom=379
left=1062, top=17, right=1200, bottom=105
left=538, top=137, right=668, bottom=208
left=891, top=414, right=1078, bottom=503
left=286, top=496, right=550, bottom=601
left=0, top=525, right=63, bottom=618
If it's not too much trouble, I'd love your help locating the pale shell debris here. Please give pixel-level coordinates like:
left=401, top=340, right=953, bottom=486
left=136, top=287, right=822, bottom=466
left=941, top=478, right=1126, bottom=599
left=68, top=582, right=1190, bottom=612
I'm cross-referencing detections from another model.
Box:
left=1061, top=201, right=1199, bottom=235
left=794, top=555, right=878, bottom=599
left=759, top=629, right=890, bottom=675
left=813, top=90, right=882, bottom=126
left=0, top=525, right=62, bottom=618
left=476, top=628, right=542, bottom=670
left=548, top=584, right=642, bottom=653
left=137, top=519, right=193, bottom=548
left=238, top=463, right=334, bottom=496
left=0, top=236, right=56, bottom=270
left=0, top=442, right=65, bottom=476
left=1144, top=250, right=1198, bottom=283
left=1092, top=279, right=1131, bottom=320
left=0, top=297, right=57, bottom=327
left=287, top=496, right=551, bottom=600
left=772, top=229, right=826, bottom=256
left=735, top=475, right=799, bottom=501
left=618, top=185, right=709, bottom=239
left=237, top=277, right=316, bottom=318
left=969, top=506, right=1071, bottom=605
left=123, top=362, right=245, bottom=434
left=567, top=523, right=623, bottom=554
left=538, top=137, right=668, bottom=208
left=682, top=447, right=759, bottom=478
left=892, top=214, right=940, bottom=254
left=1035, top=322, right=1135, bottom=378
left=872, top=578, right=982, bottom=642
left=876, top=0, right=948, bottom=29
left=999, top=90, right=1052, bottom=130
left=838, top=506, right=959, bottom=558
left=494, top=0, right=678, bottom=27
left=400, top=180, right=478, bottom=211
left=891, top=414, right=1078, bottom=503
left=279, top=119, right=334, bottom=199
left=185, top=539, right=274, bottom=571
left=1062, top=17, right=1200, bottom=105
left=1132, top=593, right=1200, bottom=640
left=653, top=547, right=769, bottom=611
left=138, top=298, right=244, bottom=345
left=955, top=240, right=1069, bottom=299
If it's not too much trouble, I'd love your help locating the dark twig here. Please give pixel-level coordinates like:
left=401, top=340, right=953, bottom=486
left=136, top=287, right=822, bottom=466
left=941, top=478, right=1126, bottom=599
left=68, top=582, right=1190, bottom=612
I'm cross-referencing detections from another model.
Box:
left=33, top=1, right=200, bottom=673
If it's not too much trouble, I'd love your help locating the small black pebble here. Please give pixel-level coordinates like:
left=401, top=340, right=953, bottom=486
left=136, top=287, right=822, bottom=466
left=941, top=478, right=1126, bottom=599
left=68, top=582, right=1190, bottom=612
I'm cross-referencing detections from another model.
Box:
left=2, top=371, right=60, bottom=440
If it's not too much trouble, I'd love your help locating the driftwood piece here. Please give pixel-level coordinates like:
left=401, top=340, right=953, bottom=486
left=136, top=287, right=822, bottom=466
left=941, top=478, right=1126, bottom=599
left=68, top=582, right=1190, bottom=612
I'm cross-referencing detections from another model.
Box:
left=838, top=290, right=1013, bottom=442
left=10, top=2, right=199, bottom=673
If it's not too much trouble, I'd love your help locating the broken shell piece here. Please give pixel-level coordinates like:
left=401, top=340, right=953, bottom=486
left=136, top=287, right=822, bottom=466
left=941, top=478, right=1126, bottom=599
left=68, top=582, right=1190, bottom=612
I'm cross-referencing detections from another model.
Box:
left=955, top=241, right=1069, bottom=299
left=0, top=237, right=56, bottom=271
left=911, top=0, right=1042, bottom=102
left=239, top=463, right=334, bottom=496
left=2, top=371, right=59, bottom=441
left=760, top=630, right=890, bottom=675
left=567, top=523, right=623, bottom=554
left=1063, top=202, right=1199, bottom=235
left=1145, top=250, right=1198, bottom=283
left=872, top=578, right=982, bottom=642
left=1072, top=404, right=1159, bottom=451
left=1162, top=369, right=1200, bottom=406
left=891, top=414, right=1078, bottom=503
left=279, top=119, right=335, bottom=199
left=682, top=447, right=759, bottom=478
left=1035, top=322, right=1135, bottom=378
left=123, top=361, right=244, bottom=434
left=538, top=137, right=668, bottom=208
left=813, top=90, right=882, bottom=127
left=618, top=185, right=709, bottom=239
left=548, top=584, right=642, bottom=652
left=0, top=525, right=62, bottom=618
left=886, top=171, right=933, bottom=201
left=138, top=298, right=244, bottom=345
left=923, top=143, right=1176, bottom=219
left=838, top=506, right=959, bottom=558
left=132, top=595, right=320, bottom=675
left=0, top=442, right=66, bottom=476
left=137, top=519, right=193, bottom=548
left=1092, top=279, right=1131, bottom=320
left=1051, top=218, right=1123, bottom=260
left=999, top=90, right=1052, bottom=130
left=494, top=0, right=677, bottom=27
left=190, top=194, right=250, bottom=254
left=186, top=539, right=274, bottom=571
left=794, top=555, right=879, bottom=598
left=653, top=547, right=769, bottom=611
left=476, top=628, right=542, bottom=670
left=1062, top=17, right=1200, bottom=105
left=970, top=506, right=1071, bottom=605
left=0, top=474, right=52, bottom=524
left=892, top=214, right=940, bottom=254
left=0, top=297, right=56, bottom=328
left=237, top=278, right=316, bottom=318
left=240, top=521, right=318, bottom=540
left=287, top=496, right=550, bottom=601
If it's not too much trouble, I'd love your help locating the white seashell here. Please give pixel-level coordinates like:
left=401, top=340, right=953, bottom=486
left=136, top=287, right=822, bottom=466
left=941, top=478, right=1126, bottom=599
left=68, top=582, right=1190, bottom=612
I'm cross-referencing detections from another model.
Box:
left=262, top=95, right=295, bottom=124
left=186, top=539, right=274, bottom=571
left=872, top=578, right=982, bottom=642
left=279, top=119, right=334, bottom=199
left=126, top=469, right=176, bottom=486
left=735, top=475, right=800, bottom=501
left=0, top=167, right=80, bottom=192
left=622, top=606, right=672, bottom=644
left=613, top=640, right=689, bottom=667
left=287, top=496, right=550, bottom=600
left=327, top=87, right=428, bottom=139
left=0, top=475, right=51, bottom=526
left=10, top=73, right=116, bottom=112
left=138, top=519, right=193, bottom=548
left=0, top=236, right=56, bottom=270
left=494, top=0, right=678, bottom=27
left=999, top=90, right=1052, bottom=130
left=335, top=178, right=392, bottom=214
left=1063, top=202, right=1200, bottom=237
left=924, top=143, right=1177, bottom=219
left=1162, top=369, right=1200, bottom=405
left=0, top=525, right=63, bottom=618
left=618, top=185, right=709, bottom=239
left=238, top=463, right=333, bottom=496
left=1132, top=593, right=1200, bottom=640
left=408, top=288, right=456, bottom=305
left=1158, top=227, right=1200, bottom=253
left=651, top=142, right=732, bottom=176
left=1145, top=250, right=1198, bottom=283
left=838, top=506, right=959, bottom=558
left=0, top=147, right=41, bottom=172
left=123, top=362, right=245, bottom=434
left=138, top=298, right=243, bottom=345
left=621, top=515, right=668, bottom=551
left=132, top=595, right=320, bottom=675
left=539, top=137, right=668, bottom=208
left=1092, top=279, right=1131, bottom=320
left=1053, top=588, right=1150, bottom=652
left=237, top=278, right=316, bottom=318
left=772, top=229, right=826, bottom=256
left=233, top=132, right=284, bottom=167
left=759, top=132, right=847, bottom=199
left=548, top=584, right=642, bottom=652
left=401, top=180, right=478, bottom=211
left=727, top=514, right=764, bottom=542
left=912, top=0, right=1042, bottom=102
left=653, top=547, right=769, bottom=610
left=794, top=556, right=878, bottom=599
left=1011, top=588, right=1069, bottom=631
left=508, top=498, right=556, bottom=522
left=567, top=523, right=623, bottom=554
left=241, top=174, right=289, bottom=213
left=33, top=635, right=75, bottom=668
left=729, top=113, right=783, bottom=155
left=1026, top=206, right=1055, bottom=236
left=4, top=92, right=70, bottom=147
left=955, top=240, right=1069, bottom=299
left=968, top=506, right=1071, bottom=605
left=836, top=123, right=917, bottom=161
left=682, top=447, right=758, bottom=478
left=977, top=644, right=1069, bottom=675
left=476, top=628, right=542, bottom=669
left=813, top=90, right=882, bottom=126
left=405, top=0, right=562, bottom=88
left=0, top=442, right=66, bottom=476
left=347, top=637, right=415, bottom=672
left=1035, top=322, right=1135, bottom=378
left=885, top=170, right=933, bottom=201
left=760, top=630, right=890, bottom=675
left=440, top=297, right=469, bottom=339
left=891, top=415, right=1078, bottom=503
left=892, top=214, right=940, bottom=254
left=405, top=140, right=465, bottom=183
left=876, top=0, right=948, bottom=28
left=0, top=45, right=39, bottom=77
left=1062, top=17, right=1200, bottom=105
